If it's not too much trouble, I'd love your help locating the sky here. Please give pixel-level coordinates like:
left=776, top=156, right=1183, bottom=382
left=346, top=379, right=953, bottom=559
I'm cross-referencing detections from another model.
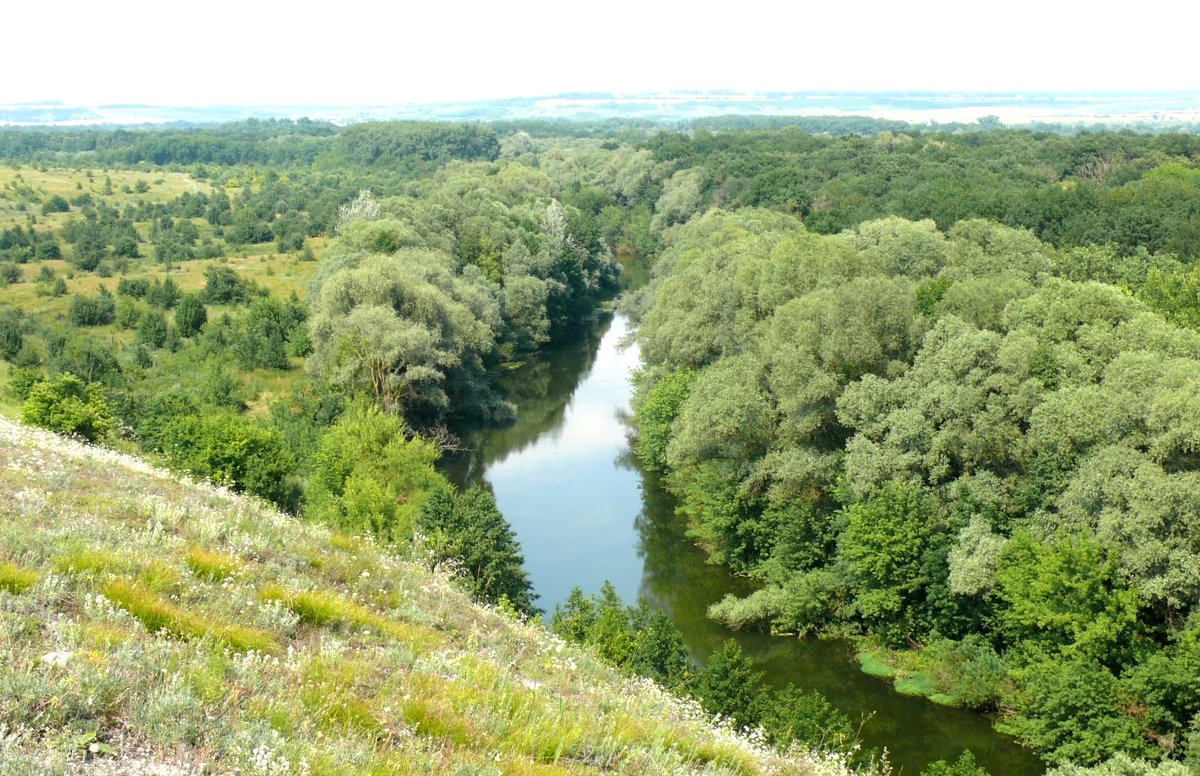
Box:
left=6, top=0, right=1198, bottom=106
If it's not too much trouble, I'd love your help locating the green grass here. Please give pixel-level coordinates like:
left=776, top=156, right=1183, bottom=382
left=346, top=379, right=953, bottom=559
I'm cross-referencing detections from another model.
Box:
left=54, top=548, right=129, bottom=575
left=103, top=578, right=278, bottom=654
left=185, top=546, right=242, bottom=581
left=0, top=560, right=39, bottom=594
left=259, top=584, right=440, bottom=648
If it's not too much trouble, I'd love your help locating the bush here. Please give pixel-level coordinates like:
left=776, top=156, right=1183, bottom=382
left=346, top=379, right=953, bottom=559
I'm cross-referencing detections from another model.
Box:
left=690, top=640, right=764, bottom=731
left=305, top=401, right=445, bottom=542
left=7, top=367, right=45, bottom=401
left=0, top=309, right=23, bottom=360
left=155, top=411, right=294, bottom=507
left=67, top=289, right=116, bottom=326
left=41, top=194, right=69, bottom=214
left=921, top=751, right=990, bottom=776
left=135, top=310, right=168, bottom=349
left=115, top=297, right=143, bottom=329
left=21, top=373, right=113, bottom=441
left=551, top=583, right=690, bottom=688
left=117, top=277, right=150, bottom=298
left=233, top=297, right=294, bottom=370
left=146, top=277, right=181, bottom=309
left=174, top=294, right=207, bottom=337
left=760, top=684, right=857, bottom=756
left=201, top=265, right=255, bottom=304
left=0, top=262, right=20, bottom=286
left=136, top=392, right=197, bottom=453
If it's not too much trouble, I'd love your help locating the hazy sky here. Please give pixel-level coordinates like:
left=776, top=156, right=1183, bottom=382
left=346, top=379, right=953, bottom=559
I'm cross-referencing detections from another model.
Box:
left=7, top=0, right=1197, bottom=105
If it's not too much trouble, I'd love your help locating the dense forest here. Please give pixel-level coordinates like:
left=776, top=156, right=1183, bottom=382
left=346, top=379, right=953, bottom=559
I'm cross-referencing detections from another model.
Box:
left=4, top=117, right=1200, bottom=773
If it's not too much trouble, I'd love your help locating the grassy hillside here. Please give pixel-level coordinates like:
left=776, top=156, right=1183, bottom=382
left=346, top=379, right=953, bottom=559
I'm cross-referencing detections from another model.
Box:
left=0, top=418, right=851, bottom=775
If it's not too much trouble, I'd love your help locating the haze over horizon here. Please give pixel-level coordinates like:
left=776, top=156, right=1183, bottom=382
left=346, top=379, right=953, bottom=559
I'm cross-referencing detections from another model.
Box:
left=10, top=0, right=1199, bottom=107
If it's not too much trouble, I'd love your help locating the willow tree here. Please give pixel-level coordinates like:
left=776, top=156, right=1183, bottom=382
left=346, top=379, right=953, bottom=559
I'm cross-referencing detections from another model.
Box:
left=307, top=250, right=501, bottom=422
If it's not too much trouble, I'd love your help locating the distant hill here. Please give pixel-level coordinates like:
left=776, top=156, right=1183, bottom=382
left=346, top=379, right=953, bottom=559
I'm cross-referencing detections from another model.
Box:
left=0, top=418, right=843, bottom=775
left=3, top=91, right=1200, bottom=130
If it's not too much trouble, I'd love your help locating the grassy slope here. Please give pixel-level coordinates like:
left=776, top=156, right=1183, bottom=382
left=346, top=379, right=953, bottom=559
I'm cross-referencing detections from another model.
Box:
left=0, top=418, right=850, bottom=776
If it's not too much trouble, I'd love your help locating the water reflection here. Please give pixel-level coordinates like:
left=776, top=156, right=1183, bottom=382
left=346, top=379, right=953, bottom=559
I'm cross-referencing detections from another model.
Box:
left=441, top=313, right=1044, bottom=775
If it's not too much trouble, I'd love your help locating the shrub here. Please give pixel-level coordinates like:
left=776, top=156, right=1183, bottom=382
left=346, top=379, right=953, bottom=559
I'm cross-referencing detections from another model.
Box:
left=0, top=309, right=23, bottom=360
left=21, top=373, right=113, bottom=441
left=0, top=262, right=21, bottom=286
left=117, top=277, right=150, bottom=298
left=201, top=264, right=255, bottom=304
left=174, top=294, right=207, bottom=337
left=146, top=277, right=181, bottom=309
left=67, top=289, right=116, bottom=326
left=760, top=684, right=857, bottom=756
left=690, top=640, right=764, bottom=731
left=135, top=310, right=169, bottom=349
left=156, top=411, right=294, bottom=507
left=305, top=401, right=444, bottom=542
left=41, top=194, right=69, bottom=214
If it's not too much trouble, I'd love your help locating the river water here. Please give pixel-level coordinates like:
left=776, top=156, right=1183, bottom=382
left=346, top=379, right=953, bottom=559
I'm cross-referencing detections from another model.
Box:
left=442, top=312, right=1044, bottom=775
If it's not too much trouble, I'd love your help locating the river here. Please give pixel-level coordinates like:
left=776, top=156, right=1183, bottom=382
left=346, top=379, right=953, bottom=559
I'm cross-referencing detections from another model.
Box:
left=442, top=312, right=1044, bottom=775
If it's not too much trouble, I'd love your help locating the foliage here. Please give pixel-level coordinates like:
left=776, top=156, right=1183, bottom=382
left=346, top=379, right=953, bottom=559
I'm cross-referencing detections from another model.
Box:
left=691, top=640, right=765, bottom=731
left=304, top=401, right=445, bottom=542
left=67, top=288, right=116, bottom=326
left=153, top=410, right=294, bottom=507
left=551, top=583, right=691, bottom=689
left=838, top=484, right=937, bottom=643
left=759, top=684, right=857, bottom=757
left=633, top=207, right=1200, bottom=764
left=201, top=265, right=257, bottom=305
left=416, top=485, right=537, bottom=615
left=21, top=373, right=112, bottom=441
left=174, top=293, right=207, bottom=338
left=921, top=751, right=990, bottom=776
left=634, top=367, right=696, bottom=472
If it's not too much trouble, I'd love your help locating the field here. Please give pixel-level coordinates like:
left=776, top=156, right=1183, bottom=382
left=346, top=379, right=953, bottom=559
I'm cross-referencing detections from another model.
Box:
left=0, top=165, right=329, bottom=417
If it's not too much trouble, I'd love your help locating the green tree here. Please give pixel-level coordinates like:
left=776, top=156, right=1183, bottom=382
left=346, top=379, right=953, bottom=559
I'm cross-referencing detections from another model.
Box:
left=691, top=640, right=764, bottom=730
left=994, top=532, right=1141, bottom=666
left=838, top=483, right=935, bottom=641
left=759, top=684, right=857, bottom=756
left=135, top=310, right=168, bottom=349
left=416, top=485, right=537, bottom=615
left=633, top=368, right=695, bottom=472
left=551, top=583, right=692, bottom=689
left=174, top=293, right=207, bottom=337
